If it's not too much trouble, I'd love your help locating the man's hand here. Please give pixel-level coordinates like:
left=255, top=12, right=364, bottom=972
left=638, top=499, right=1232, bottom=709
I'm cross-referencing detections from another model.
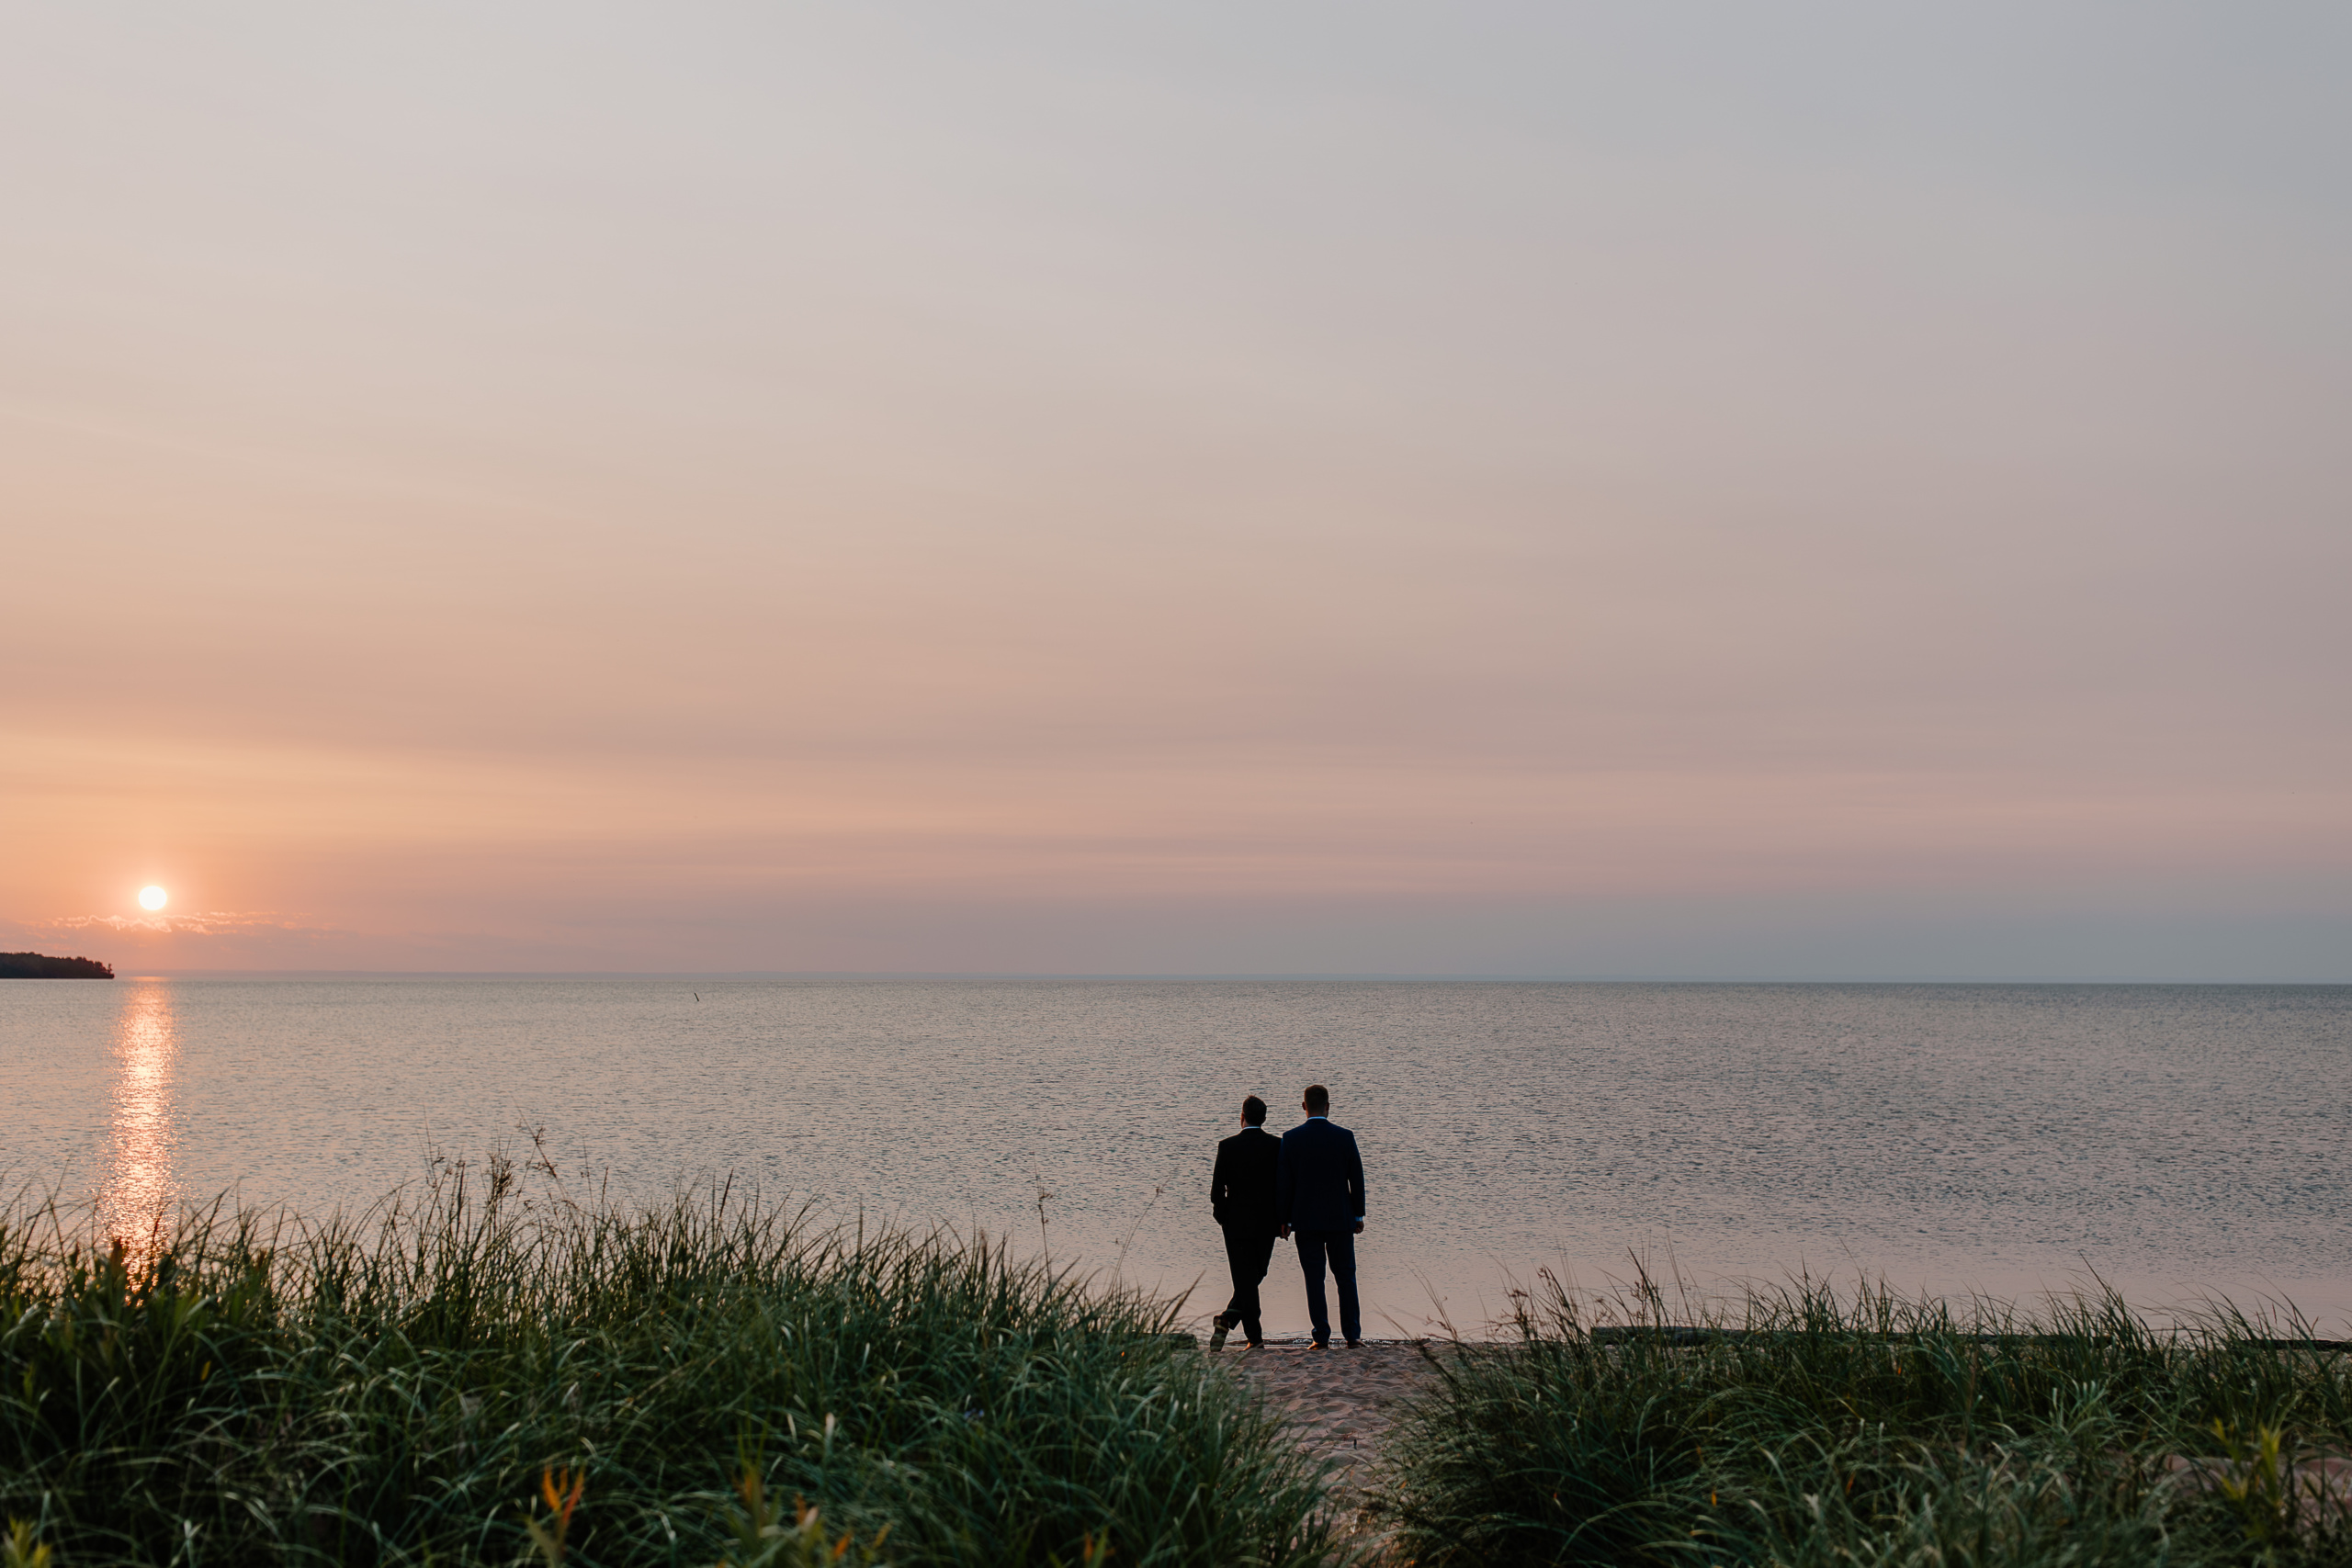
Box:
left=1351, top=1221, right=1364, bottom=1235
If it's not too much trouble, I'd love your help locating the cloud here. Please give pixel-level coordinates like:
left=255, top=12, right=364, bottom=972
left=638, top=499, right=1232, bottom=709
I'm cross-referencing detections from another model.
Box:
left=37, top=910, right=345, bottom=938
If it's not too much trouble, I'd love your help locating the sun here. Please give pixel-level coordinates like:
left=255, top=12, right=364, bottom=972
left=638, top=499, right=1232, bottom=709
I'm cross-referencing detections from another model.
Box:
left=138, top=886, right=168, bottom=911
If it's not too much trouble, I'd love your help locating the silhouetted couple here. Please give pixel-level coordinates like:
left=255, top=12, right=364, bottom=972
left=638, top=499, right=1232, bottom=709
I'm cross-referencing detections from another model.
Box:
left=1206, top=1084, right=1366, bottom=1350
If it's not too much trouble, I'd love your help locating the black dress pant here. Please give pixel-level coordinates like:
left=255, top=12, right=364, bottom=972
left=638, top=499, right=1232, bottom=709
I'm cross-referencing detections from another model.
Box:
left=1293, top=1227, right=1361, bottom=1345
left=1221, top=1225, right=1277, bottom=1341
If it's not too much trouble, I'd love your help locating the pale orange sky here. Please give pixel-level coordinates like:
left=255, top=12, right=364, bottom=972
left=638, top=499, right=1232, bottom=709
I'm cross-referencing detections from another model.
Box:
left=6, top=4, right=2347, bottom=976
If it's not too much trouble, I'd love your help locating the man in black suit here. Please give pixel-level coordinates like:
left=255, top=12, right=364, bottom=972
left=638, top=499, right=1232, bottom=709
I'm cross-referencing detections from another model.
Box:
left=1207, top=1094, right=1281, bottom=1351
left=1275, top=1082, right=1366, bottom=1348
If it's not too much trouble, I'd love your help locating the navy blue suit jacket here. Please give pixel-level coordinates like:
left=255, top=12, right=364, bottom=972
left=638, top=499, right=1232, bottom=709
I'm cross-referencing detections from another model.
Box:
left=1275, top=1118, right=1365, bottom=1233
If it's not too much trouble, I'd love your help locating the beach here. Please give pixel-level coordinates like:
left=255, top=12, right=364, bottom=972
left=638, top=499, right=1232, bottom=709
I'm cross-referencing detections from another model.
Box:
left=1225, top=1339, right=1442, bottom=1554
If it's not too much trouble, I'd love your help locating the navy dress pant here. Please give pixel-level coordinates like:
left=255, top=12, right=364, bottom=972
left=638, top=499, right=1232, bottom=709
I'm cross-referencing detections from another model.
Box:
left=1293, top=1228, right=1361, bottom=1345
left=1220, top=1227, right=1277, bottom=1341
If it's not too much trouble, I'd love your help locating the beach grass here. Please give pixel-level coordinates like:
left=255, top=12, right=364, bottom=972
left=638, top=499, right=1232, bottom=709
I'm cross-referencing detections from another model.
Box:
left=1379, top=1266, right=2352, bottom=1566
left=21, top=1162, right=2352, bottom=1568
left=0, top=1158, right=1341, bottom=1567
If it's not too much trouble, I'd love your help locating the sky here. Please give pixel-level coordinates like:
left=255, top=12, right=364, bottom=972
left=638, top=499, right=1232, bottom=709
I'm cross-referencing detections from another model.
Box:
left=4, top=2, right=2347, bottom=978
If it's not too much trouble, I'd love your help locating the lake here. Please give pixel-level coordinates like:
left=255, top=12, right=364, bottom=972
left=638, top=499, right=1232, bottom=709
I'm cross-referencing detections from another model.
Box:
left=4, top=978, right=2347, bottom=1337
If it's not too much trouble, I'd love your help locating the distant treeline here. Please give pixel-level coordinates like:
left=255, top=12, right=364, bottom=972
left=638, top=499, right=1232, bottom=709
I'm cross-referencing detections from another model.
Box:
left=0, top=952, right=114, bottom=978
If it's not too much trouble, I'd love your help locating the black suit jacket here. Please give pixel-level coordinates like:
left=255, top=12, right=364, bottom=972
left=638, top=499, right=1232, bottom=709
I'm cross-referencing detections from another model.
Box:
left=1276, top=1118, right=1365, bottom=1233
left=1210, top=1126, right=1282, bottom=1236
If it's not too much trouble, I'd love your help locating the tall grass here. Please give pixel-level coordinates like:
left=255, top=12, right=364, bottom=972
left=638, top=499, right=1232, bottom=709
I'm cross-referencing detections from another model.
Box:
left=1382, top=1268, right=2352, bottom=1567
left=0, top=1157, right=1341, bottom=1567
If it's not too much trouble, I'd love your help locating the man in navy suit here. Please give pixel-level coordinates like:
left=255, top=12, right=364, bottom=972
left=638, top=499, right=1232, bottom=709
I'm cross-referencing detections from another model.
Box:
left=1207, top=1094, right=1282, bottom=1351
left=1275, top=1082, right=1366, bottom=1348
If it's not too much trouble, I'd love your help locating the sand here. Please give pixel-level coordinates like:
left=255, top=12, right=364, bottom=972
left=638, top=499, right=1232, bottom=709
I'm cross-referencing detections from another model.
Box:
left=1211, top=1337, right=1446, bottom=1555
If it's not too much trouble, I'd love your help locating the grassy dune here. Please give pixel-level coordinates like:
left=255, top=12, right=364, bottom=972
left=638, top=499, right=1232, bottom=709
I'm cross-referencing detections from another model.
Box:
left=1381, top=1268, right=2352, bottom=1567
left=0, top=1159, right=1338, bottom=1567
left=15, top=1160, right=2352, bottom=1568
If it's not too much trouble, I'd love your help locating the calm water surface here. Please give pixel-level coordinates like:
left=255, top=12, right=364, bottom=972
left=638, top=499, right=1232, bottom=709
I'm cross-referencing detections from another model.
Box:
left=4, top=980, right=2347, bottom=1337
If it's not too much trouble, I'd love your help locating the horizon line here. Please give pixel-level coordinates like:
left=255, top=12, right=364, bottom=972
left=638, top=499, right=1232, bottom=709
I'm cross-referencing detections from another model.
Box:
left=73, top=969, right=2352, bottom=987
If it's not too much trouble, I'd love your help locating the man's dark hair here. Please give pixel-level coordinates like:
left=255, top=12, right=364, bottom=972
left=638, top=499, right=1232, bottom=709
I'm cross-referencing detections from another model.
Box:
left=1303, top=1083, right=1329, bottom=1113
left=1242, top=1095, right=1267, bottom=1126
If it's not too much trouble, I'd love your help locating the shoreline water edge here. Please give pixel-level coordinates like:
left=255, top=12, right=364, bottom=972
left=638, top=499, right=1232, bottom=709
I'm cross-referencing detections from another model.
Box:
left=12, top=978, right=2351, bottom=1343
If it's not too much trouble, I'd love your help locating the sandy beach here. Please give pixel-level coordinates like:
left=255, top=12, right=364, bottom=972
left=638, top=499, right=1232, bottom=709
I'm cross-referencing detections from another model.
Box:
left=1217, top=1338, right=1445, bottom=1553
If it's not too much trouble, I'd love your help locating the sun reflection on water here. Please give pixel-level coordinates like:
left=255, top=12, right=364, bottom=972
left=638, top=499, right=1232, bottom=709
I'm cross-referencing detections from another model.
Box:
left=98, top=981, right=181, bottom=1253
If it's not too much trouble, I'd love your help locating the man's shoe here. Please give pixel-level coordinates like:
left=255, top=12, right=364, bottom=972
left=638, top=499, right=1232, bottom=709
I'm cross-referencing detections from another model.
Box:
left=1344, top=1338, right=1363, bottom=1348
left=1307, top=1338, right=1329, bottom=1349
left=1208, top=1314, right=1231, bottom=1353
